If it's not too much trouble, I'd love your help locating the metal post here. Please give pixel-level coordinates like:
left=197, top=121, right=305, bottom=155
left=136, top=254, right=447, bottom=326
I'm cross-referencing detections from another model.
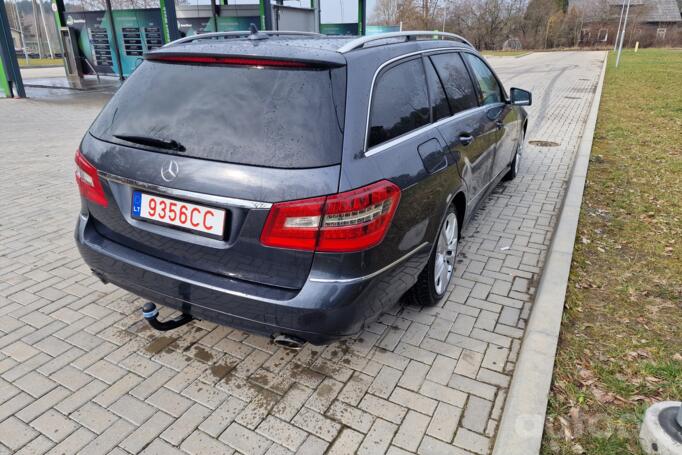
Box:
left=158, top=0, right=179, bottom=43
left=615, top=0, right=630, bottom=68
left=51, top=0, right=64, bottom=29
left=0, top=0, right=26, bottom=97
left=358, top=0, right=365, bottom=35
left=0, top=48, right=10, bottom=97
left=263, top=0, right=273, bottom=30
left=441, top=4, right=446, bottom=32
left=259, top=0, right=266, bottom=30
left=211, top=0, right=218, bottom=32
left=103, top=0, right=123, bottom=80
left=13, top=1, right=29, bottom=64
left=32, top=0, right=44, bottom=58
left=614, top=0, right=625, bottom=51
left=38, top=1, right=54, bottom=58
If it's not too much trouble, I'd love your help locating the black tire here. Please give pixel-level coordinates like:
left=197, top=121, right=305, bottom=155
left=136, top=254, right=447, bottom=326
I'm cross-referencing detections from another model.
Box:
left=503, top=145, right=521, bottom=181
left=410, top=205, right=458, bottom=306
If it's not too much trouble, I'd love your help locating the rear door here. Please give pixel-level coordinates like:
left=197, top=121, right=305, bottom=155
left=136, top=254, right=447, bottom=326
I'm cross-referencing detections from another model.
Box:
left=83, top=57, right=347, bottom=290
left=429, top=52, right=492, bottom=203
left=363, top=56, right=452, bottom=248
left=462, top=53, right=516, bottom=180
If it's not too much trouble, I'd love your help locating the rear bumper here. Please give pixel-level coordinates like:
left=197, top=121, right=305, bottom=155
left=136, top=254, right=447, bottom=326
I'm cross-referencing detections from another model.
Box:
left=75, top=213, right=427, bottom=344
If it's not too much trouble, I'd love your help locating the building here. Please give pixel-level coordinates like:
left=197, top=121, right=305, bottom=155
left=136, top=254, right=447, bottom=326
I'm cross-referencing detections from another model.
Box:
left=569, top=0, right=682, bottom=46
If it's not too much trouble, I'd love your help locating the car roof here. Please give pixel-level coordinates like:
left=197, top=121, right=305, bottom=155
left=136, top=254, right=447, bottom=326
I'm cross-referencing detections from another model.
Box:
left=149, top=32, right=474, bottom=67
left=151, top=36, right=353, bottom=66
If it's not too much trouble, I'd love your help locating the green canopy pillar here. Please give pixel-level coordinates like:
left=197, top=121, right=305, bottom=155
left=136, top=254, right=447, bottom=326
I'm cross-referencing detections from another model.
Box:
left=159, top=0, right=180, bottom=42
left=0, top=0, right=25, bottom=97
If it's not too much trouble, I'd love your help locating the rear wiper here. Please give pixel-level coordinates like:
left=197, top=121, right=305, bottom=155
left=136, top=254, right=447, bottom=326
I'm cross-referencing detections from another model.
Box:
left=114, top=134, right=186, bottom=152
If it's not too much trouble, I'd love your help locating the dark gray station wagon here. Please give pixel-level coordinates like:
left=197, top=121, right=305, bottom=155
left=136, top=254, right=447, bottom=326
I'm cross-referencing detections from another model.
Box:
left=75, top=30, right=531, bottom=346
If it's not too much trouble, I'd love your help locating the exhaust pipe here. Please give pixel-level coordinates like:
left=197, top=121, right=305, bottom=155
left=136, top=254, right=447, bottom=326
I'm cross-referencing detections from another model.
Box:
left=91, top=269, right=109, bottom=284
left=142, top=302, right=193, bottom=331
left=273, top=333, right=306, bottom=350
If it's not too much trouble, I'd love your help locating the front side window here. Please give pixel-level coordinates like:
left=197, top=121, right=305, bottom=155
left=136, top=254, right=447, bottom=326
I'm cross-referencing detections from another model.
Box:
left=368, top=58, right=430, bottom=148
left=429, top=52, right=478, bottom=114
left=463, top=53, right=503, bottom=106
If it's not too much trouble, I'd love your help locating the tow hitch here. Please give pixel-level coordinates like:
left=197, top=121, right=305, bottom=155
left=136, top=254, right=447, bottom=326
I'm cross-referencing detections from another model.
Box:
left=142, top=302, right=193, bottom=331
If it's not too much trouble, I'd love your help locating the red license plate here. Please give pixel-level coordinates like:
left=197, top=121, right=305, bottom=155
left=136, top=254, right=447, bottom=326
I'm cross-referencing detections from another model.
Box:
left=132, top=191, right=226, bottom=237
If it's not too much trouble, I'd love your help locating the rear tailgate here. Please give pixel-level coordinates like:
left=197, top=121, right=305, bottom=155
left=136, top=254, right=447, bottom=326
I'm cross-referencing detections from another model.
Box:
left=82, top=54, right=346, bottom=290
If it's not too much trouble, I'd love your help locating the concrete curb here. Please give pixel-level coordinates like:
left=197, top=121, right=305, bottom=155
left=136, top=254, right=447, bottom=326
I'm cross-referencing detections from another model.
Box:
left=492, top=52, right=609, bottom=455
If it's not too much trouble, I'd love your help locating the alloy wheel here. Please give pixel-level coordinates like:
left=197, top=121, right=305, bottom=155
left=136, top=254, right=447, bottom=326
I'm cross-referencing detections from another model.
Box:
left=434, top=212, right=458, bottom=295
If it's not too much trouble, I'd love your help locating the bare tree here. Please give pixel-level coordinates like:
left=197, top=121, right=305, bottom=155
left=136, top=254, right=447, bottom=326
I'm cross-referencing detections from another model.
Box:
left=371, top=0, right=401, bottom=24
left=442, top=0, right=526, bottom=49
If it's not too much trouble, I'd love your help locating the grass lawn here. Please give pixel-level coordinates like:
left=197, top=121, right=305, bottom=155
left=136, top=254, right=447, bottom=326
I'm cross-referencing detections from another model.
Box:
left=542, top=49, right=682, bottom=454
left=18, top=58, right=63, bottom=67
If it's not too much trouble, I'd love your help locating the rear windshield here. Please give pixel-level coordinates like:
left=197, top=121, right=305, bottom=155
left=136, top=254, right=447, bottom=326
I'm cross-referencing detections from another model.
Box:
left=90, top=60, right=346, bottom=168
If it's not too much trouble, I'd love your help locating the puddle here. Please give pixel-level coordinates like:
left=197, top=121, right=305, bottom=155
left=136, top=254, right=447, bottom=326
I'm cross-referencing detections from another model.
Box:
left=144, top=336, right=177, bottom=354
left=316, top=382, right=336, bottom=398
left=193, top=345, right=213, bottom=363
left=210, top=362, right=235, bottom=380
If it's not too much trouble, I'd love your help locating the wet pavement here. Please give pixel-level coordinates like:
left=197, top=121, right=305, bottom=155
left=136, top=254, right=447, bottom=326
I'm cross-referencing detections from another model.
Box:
left=0, top=51, right=606, bottom=455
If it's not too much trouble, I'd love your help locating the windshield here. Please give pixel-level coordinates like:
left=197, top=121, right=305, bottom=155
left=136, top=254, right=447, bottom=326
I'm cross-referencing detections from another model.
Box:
left=90, top=60, right=346, bottom=169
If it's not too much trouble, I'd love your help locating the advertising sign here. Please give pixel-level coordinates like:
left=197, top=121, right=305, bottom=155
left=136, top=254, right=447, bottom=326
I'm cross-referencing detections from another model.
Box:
left=178, top=17, right=212, bottom=37
left=211, top=16, right=261, bottom=32
left=320, top=23, right=358, bottom=35
left=66, top=9, right=163, bottom=77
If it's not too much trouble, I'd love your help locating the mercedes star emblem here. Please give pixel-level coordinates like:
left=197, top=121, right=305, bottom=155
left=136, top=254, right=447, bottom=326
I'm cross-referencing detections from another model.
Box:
left=161, top=160, right=179, bottom=182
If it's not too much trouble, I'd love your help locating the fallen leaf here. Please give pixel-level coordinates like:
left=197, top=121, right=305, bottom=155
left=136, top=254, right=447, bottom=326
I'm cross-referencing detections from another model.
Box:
left=592, top=387, right=615, bottom=403
left=558, top=415, right=573, bottom=441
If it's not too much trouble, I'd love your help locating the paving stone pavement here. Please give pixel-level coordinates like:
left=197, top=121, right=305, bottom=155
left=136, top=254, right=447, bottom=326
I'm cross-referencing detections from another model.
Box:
left=0, top=51, right=606, bottom=455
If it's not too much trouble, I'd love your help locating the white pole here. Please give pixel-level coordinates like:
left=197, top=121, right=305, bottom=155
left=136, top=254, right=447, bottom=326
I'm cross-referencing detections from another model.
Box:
left=38, top=1, right=54, bottom=59
left=31, top=0, right=44, bottom=58
left=615, top=0, right=630, bottom=67
left=441, top=2, right=446, bottom=32
left=614, top=1, right=625, bottom=51
left=13, top=1, right=30, bottom=64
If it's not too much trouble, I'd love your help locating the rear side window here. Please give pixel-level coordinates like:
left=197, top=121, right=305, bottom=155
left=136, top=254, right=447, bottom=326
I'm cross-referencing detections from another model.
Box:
left=463, top=53, right=503, bottom=105
left=429, top=52, right=478, bottom=113
left=90, top=61, right=346, bottom=169
left=368, top=58, right=430, bottom=149
left=424, top=58, right=451, bottom=122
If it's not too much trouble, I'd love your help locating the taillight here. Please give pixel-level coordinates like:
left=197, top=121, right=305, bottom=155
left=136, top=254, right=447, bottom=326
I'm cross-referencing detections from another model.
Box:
left=260, top=196, right=325, bottom=251
left=75, top=149, right=108, bottom=207
left=260, top=180, right=400, bottom=253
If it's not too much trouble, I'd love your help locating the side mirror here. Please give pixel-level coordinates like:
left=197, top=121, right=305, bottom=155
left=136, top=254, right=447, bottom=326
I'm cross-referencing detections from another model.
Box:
left=510, top=88, right=532, bottom=106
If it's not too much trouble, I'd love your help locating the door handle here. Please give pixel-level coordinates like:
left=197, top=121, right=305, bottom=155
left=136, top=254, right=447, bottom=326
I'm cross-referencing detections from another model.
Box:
left=495, top=120, right=504, bottom=129
left=459, top=133, right=474, bottom=146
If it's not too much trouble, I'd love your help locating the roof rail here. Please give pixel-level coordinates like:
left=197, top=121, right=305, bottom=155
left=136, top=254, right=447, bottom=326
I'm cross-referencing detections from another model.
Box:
left=166, top=30, right=323, bottom=47
left=337, top=31, right=473, bottom=53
